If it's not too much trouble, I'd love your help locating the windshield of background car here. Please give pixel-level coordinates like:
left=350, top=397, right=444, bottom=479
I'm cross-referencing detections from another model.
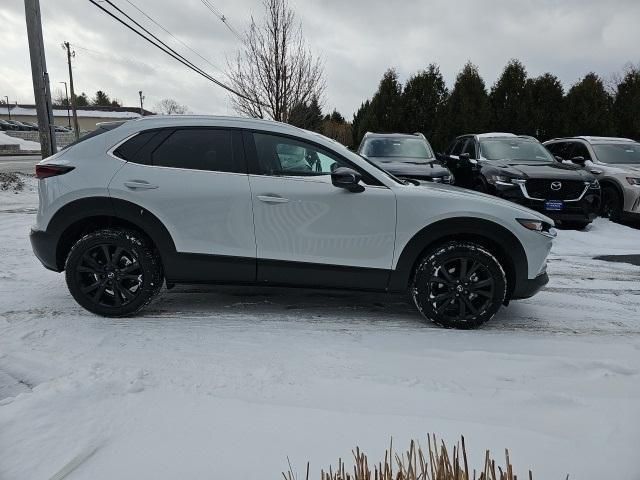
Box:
left=592, top=143, right=640, bottom=164
left=362, top=138, right=434, bottom=160
left=480, top=138, right=554, bottom=162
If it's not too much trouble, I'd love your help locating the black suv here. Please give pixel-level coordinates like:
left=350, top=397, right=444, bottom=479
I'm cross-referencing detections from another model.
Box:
left=442, top=133, right=601, bottom=229
left=358, top=132, right=453, bottom=183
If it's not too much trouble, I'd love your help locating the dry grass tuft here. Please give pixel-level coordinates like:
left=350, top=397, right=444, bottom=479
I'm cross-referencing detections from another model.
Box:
left=283, top=434, right=533, bottom=480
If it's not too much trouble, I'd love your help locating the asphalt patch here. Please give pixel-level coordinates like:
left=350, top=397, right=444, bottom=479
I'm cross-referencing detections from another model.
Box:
left=594, top=255, right=640, bottom=267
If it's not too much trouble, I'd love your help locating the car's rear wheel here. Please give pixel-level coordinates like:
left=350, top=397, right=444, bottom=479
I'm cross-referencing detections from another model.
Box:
left=65, top=229, right=163, bottom=317
left=601, top=186, right=622, bottom=221
left=410, top=241, right=507, bottom=329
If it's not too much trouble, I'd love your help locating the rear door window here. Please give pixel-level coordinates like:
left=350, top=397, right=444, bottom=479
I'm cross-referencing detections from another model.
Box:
left=151, top=129, right=242, bottom=173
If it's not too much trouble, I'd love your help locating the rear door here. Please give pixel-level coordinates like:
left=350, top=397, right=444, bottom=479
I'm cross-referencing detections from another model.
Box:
left=108, top=127, right=256, bottom=281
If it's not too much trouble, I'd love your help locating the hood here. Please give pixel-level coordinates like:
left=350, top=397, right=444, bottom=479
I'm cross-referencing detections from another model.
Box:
left=490, top=160, right=593, bottom=180
left=410, top=181, right=554, bottom=223
left=600, top=163, right=640, bottom=174
left=367, top=156, right=450, bottom=178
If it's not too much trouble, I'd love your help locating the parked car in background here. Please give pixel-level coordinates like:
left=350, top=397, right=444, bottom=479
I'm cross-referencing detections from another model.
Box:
left=0, top=119, right=18, bottom=131
left=544, top=137, right=640, bottom=222
left=22, top=121, right=39, bottom=130
left=442, top=133, right=600, bottom=229
left=30, top=116, right=554, bottom=328
left=357, top=132, right=453, bottom=183
left=5, top=120, right=34, bottom=131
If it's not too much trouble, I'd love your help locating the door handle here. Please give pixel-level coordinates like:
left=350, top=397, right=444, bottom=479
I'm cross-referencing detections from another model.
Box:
left=124, top=180, right=158, bottom=190
left=256, top=195, right=289, bottom=203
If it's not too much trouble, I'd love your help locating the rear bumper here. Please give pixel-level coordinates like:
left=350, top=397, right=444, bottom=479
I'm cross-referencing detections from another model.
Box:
left=30, top=228, right=61, bottom=272
left=511, top=271, right=548, bottom=300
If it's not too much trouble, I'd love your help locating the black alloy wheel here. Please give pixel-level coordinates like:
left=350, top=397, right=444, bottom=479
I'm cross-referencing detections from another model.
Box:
left=601, top=186, right=622, bottom=221
left=65, top=229, right=163, bottom=316
left=411, top=242, right=506, bottom=328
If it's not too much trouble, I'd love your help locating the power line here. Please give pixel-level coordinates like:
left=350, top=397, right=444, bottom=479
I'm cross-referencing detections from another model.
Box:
left=88, top=0, right=263, bottom=107
left=199, top=0, right=244, bottom=43
left=122, top=0, right=224, bottom=74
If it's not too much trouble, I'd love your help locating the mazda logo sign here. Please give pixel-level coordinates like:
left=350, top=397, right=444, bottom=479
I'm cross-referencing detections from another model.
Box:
left=550, top=181, right=562, bottom=191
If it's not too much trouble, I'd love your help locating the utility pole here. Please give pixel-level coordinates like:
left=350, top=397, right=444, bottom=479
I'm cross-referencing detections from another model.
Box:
left=59, top=81, right=71, bottom=128
left=24, top=0, right=56, bottom=156
left=138, top=90, right=144, bottom=116
left=62, top=41, right=80, bottom=140
left=4, top=96, right=10, bottom=119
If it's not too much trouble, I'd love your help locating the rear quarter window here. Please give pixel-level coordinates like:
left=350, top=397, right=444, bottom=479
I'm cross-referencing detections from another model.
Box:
left=113, top=130, right=159, bottom=161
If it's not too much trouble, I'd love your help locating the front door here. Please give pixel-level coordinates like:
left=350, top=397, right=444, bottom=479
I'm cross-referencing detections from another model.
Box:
left=246, top=132, right=396, bottom=290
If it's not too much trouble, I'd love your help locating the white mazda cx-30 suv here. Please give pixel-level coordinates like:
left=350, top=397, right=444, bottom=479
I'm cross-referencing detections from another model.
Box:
left=31, top=116, right=554, bottom=328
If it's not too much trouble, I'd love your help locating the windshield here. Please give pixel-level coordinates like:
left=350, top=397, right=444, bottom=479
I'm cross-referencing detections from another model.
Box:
left=480, top=138, right=554, bottom=162
left=362, top=137, right=434, bottom=160
left=593, top=143, right=640, bottom=164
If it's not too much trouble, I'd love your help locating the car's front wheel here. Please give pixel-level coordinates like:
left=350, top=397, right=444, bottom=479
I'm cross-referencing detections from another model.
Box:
left=65, top=229, right=163, bottom=317
left=411, top=241, right=507, bottom=329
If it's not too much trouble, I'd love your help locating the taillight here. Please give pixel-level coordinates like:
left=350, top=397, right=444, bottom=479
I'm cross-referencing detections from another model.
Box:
left=35, top=164, right=75, bottom=179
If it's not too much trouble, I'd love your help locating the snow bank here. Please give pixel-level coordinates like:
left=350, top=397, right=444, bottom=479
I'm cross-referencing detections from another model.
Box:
left=0, top=184, right=639, bottom=480
left=0, top=131, right=40, bottom=151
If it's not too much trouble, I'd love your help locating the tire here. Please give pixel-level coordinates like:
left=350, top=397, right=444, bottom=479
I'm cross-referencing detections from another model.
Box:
left=65, top=229, right=163, bottom=317
left=410, top=241, right=507, bottom=329
left=601, top=186, right=622, bottom=222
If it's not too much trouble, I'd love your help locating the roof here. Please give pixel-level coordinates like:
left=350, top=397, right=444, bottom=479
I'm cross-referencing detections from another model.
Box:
left=363, top=132, right=425, bottom=139
left=474, top=132, right=517, bottom=139
left=4, top=104, right=153, bottom=119
left=548, top=136, right=637, bottom=144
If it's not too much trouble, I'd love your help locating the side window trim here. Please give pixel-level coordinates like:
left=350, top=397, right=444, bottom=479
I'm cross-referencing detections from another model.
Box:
left=243, top=129, right=383, bottom=186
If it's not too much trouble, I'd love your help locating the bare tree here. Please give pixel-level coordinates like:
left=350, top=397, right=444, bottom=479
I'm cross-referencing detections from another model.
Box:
left=155, top=98, right=190, bottom=115
left=227, top=0, right=325, bottom=122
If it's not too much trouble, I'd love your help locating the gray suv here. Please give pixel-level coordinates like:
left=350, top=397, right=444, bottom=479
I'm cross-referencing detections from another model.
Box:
left=544, top=137, right=640, bottom=221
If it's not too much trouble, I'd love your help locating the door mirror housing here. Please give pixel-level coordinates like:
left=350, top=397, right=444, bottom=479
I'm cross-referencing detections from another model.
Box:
left=571, top=156, right=586, bottom=165
left=331, top=167, right=365, bottom=192
left=458, top=153, right=470, bottom=162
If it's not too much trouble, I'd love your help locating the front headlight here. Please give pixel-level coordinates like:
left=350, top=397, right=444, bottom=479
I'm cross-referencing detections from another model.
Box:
left=517, top=218, right=557, bottom=238
left=432, top=174, right=454, bottom=184
left=626, top=177, right=640, bottom=186
left=487, top=174, right=515, bottom=186
left=588, top=179, right=600, bottom=189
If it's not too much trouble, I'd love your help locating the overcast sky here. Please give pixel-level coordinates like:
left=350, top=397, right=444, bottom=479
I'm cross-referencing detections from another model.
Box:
left=1, top=0, right=639, bottom=118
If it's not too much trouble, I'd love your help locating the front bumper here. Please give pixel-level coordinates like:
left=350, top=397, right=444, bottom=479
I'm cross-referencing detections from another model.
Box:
left=492, top=183, right=600, bottom=224
left=30, top=228, right=61, bottom=272
left=511, top=271, right=549, bottom=300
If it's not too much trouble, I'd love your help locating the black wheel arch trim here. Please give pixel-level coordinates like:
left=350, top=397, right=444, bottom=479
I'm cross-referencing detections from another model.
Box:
left=45, top=196, right=176, bottom=272
left=388, top=217, right=529, bottom=298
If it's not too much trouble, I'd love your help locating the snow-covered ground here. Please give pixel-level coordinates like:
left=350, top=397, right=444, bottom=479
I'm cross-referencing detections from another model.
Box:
left=1, top=176, right=639, bottom=480
left=0, top=131, right=40, bottom=151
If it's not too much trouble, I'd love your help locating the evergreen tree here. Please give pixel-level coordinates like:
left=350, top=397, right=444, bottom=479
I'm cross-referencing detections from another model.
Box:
left=92, top=90, right=111, bottom=106
left=329, top=109, right=346, bottom=124
left=440, top=62, right=490, bottom=148
left=287, top=96, right=323, bottom=132
left=361, top=69, right=403, bottom=135
left=490, top=59, right=528, bottom=133
left=402, top=64, right=448, bottom=146
left=613, top=66, right=640, bottom=140
left=351, top=100, right=370, bottom=147
left=75, top=92, right=89, bottom=107
left=564, top=73, right=613, bottom=136
left=522, top=73, right=565, bottom=140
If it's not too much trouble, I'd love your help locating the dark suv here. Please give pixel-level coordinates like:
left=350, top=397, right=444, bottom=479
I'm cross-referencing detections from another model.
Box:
left=443, top=133, right=601, bottom=229
left=358, top=132, right=453, bottom=183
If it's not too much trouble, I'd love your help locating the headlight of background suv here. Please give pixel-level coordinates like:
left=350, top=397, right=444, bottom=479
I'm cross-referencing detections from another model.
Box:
left=626, top=177, right=640, bottom=186
left=487, top=174, right=513, bottom=186
left=432, top=175, right=454, bottom=184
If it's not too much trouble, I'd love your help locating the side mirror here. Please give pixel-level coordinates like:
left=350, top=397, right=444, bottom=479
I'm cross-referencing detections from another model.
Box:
left=458, top=153, right=470, bottom=162
left=571, top=156, right=586, bottom=165
left=331, top=167, right=364, bottom=192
